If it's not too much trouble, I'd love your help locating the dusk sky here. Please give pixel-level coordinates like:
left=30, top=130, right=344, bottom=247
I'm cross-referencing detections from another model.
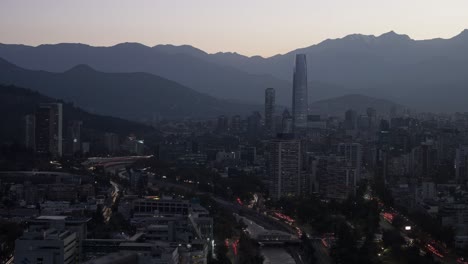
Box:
left=1, top=0, right=468, bottom=57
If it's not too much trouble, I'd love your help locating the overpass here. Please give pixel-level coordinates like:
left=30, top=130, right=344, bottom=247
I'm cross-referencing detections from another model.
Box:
left=234, top=214, right=301, bottom=245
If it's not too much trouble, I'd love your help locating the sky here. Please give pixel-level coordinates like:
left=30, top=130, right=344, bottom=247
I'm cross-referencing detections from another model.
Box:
left=1, top=0, right=468, bottom=57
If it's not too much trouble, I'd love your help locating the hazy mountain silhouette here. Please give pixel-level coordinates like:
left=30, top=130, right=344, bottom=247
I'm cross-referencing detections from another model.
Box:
left=1, top=30, right=468, bottom=111
left=0, top=58, right=257, bottom=121
left=193, top=30, right=468, bottom=112
left=0, top=43, right=350, bottom=106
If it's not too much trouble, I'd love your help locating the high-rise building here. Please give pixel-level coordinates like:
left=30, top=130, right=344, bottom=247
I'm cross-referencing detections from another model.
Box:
left=264, top=88, right=275, bottom=136
left=35, top=103, right=63, bottom=157
left=367, top=107, right=377, bottom=128
left=247, top=111, right=262, bottom=140
left=455, top=145, right=468, bottom=182
left=337, top=143, right=363, bottom=181
left=344, top=109, right=358, bottom=130
left=282, top=109, right=293, bottom=134
left=292, top=54, right=308, bottom=133
left=318, top=155, right=358, bottom=200
left=67, top=120, right=82, bottom=154
left=15, top=229, right=77, bottom=264
left=24, top=114, right=36, bottom=150
left=216, top=115, right=229, bottom=133
left=268, top=135, right=301, bottom=200
left=240, top=145, right=257, bottom=165
left=104, top=132, right=120, bottom=154
left=230, top=115, right=242, bottom=133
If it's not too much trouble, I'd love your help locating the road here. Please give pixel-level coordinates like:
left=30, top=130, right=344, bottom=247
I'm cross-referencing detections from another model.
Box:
left=311, top=239, right=333, bottom=264
left=5, top=255, right=14, bottom=264
left=103, top=180, right=121, bottom=222
left=379, top=211, right=458, bottom=264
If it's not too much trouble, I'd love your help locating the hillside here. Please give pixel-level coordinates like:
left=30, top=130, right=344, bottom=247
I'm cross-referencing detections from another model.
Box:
left=0, top=84, right=157, bottom=145
left=0, top=58, right=258, bottom=121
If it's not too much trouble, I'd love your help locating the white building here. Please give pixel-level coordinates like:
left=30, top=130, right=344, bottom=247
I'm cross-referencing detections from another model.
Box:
left=15, top=229, right=77, bottom=264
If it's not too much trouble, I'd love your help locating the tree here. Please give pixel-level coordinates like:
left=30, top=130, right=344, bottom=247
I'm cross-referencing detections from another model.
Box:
left=238, top=232, right=263, bottom=264
left=210, top=242, right=231, bottom=264
left=391, top=214, right=404, bottom=230
left=301, top=233, right=316, bottom=263
left=331, top=222, right=359, bottom=264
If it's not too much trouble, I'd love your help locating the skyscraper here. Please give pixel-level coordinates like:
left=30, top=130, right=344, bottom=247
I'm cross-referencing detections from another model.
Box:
left=105, top=132, right=120, bottom=154
left=35, top=103, right=63, bottom=157
left=216, top=115, right=229, bottom=133
left=292, top=54, right=308, bottom=133
left=344, top=109, right=358, bottom=130
left=67, top=120, right=82, bottom=154
left=24, top=114, right=36, bottom=150
left=282, top=109, right=293, bottom=134
left=264, top=88, right=275, bottom=136
left=268, top=135, right=301, bottom=200
left=247, top=111, right=262, bottom=141
left=337, top=143, right=363, bottom=181
left=230, top=115, right=241, bottom=133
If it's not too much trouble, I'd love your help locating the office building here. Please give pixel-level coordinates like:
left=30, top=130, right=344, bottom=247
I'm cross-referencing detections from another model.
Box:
left=247, top=111, right=262, bottom=140
left=216, top=115, right=229, bottom=133
left=455, top=145, right=468, bottom=182
left=318, top=155, right=358, bottom=200
left=337, top=143, right=363, bottom=181
left=282, top=109, right=293, bottom=134
left=104, top=133, right=120, bottom=154
left=15, top=229, right=78, bottom=264
left=84, top=244, right=179, bottom=264
left=68, top=120, right=82, bottom=154
left=35, top=103, right=63, bottom=157
left=29, top=215, right=91, bottom=262
left=268, top=135, right=302, bottom=200
left=133, top=198, right=191, bottom=215
left=344, top=109, right=357, bottom=130
left=230, top=115, right=241, bottom=133
left=24, top=114, right=36, bottom=150
left=264, top=88, right=275, bottom=136
left=292, top=54, right=308, bottom=133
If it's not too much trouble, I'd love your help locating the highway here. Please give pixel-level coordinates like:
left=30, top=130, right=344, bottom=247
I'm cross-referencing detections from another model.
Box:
left=311, top=239, right=332, bottom=264
left=103, top=180, right=121, bottom=222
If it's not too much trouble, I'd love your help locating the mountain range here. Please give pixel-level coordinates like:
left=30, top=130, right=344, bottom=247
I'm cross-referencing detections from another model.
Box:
left=2, top=30, right=468, bottom=112
left=0, top=58, right=258, bottom=121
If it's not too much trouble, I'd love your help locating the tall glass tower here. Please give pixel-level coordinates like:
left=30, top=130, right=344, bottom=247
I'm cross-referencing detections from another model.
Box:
left=292, top=54, right=308, bottom=132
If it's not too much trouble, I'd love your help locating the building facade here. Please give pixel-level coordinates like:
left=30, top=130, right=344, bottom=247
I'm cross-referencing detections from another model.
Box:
left=268, top=136, right=302, bottom=200
left=292, top=54, right=308, bottom=133
left=35, top=103, right=63, bottom=157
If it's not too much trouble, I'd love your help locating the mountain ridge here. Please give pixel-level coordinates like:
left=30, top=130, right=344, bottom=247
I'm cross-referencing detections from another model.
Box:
left=2, top=29, right=467, bottom=57
left=0, top=58, right=259, bottom=121
left=2, top=29, right=468, bottom=112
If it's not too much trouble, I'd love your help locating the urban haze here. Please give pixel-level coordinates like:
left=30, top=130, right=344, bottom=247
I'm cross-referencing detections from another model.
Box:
left=1, top=1, right=468, bottom=264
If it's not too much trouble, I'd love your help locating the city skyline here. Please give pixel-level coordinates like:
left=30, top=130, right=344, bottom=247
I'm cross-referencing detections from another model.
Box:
left=3, top=2, right=468, bottom=263
left=1, top=0, right=468, bottom=56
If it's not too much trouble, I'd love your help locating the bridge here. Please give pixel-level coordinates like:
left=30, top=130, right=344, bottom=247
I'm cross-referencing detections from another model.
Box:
left=234, top=214, right=301, bottom=245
